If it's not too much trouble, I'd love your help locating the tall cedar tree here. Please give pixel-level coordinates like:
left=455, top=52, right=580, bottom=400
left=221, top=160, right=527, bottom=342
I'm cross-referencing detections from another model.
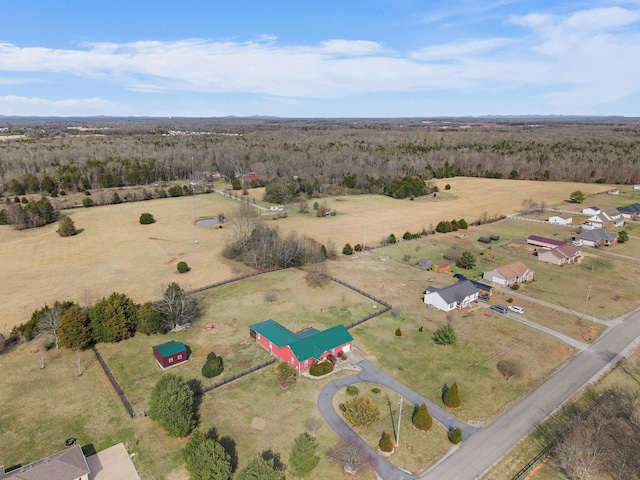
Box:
left=148, top=374, right=196, bottom=437
left=56, top=216, right=77, bottom=236
left=136, top=301, right=166, bottom=335
left=456, top=251, right=476, bottom=269
left=289, top=433, right=319, bottom=478
left=236, top=456, right=284, bottom=480
left=202, top=352, right=224, bottom=378
left=379, top=431, right=394, bottom=452
left=182, top=429, right=232, bottom=480
left=89, top=293, right=137, bottom=343
left=412, top=403, right=433, bottom=431
left=443, top=382, right=462, bottom=409
left=58, top=306, right=92, bottom=350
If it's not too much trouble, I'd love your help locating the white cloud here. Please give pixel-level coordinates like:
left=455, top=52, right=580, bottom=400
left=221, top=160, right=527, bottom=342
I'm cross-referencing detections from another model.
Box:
left=0, top=95, right=120, bottom=116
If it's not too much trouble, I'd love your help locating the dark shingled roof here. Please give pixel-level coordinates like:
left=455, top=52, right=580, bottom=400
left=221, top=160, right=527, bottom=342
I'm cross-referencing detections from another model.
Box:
left=429, top=280, right=479, bottom=304
left=2, top=445, right=90, bottom=480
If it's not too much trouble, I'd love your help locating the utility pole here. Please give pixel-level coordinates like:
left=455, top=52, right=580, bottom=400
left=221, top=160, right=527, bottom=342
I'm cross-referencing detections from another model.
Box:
left=395, top=394, right=404, bottom=446
left=581, top=285, right=592, bottom=321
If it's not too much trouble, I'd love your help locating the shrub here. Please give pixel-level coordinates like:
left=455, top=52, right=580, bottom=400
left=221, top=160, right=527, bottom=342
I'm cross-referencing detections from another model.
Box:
left=346, top=385, right=359, bottom=396
left=449, top=427, right=463, bottom=444
left=618, top=230, right=629, bottom=243
left=56, top=216, right=77, bottom=237
left=371, top=387, right=381, bottom=394
left=403, top=231, right=412, bottom=241
left=339, top=403, right=347, bottom=412
left=507, top=297, right=513, bottom=303
left=569, top=190, right=586, bottom=203
left=139, top=212, right=155, bottom=224
left=395, top=328, right=402, bottom=337
left=387, top=233, right=397, bottom=244
left=275, top=361, right=296, bottom=388
left=458, top=218, right=468, bottom=229
left=177, top=261, right=190, bottom=273
left=510, top=284, right=520, bottom=291
left=309, top=361, right=334, bottom=376
left=379, top=432, right=394, bottom=452
left=202, top=352, right=224, bottom=378
left=443, top=382, right=462, bottom=409
left=82, top=197, right=94, bottom=207
left=353, top=244, right=362, bottom=252
left=264, top=291, right=277, bottom=303
left=456, top=251, right=476, bottom=269
left=434, top=322, right=457, bottom=345
left=445, top=184, right=451, bottom=190
left=342, top=395, right=381, bottom=427
left=497, top=359, right=522, bottom=379
left=343, top=243, right=353, bottom=255
left=412, top=403, right=433, bottom=431
left=111, top=192, right=121, bottom=204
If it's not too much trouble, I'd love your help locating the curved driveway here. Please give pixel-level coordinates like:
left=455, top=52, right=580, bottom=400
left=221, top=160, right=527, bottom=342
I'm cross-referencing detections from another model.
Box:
left=319, top=309, right=640, bottom=480
left=317, top=359, right=478, bottom=480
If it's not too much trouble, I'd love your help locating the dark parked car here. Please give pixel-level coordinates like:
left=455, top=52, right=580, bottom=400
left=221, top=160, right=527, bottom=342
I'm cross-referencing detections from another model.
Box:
left=490, top=305, right=507, bottom=314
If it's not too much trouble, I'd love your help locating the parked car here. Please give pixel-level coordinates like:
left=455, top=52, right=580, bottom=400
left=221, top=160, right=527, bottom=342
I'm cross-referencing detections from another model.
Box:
left=572, top=240, right=583, bottom=247
left=490, top=305, right=507, bottom=314
left=478, top=294, right=490, bottom=301
left=508, top=305, right=525, bottom=314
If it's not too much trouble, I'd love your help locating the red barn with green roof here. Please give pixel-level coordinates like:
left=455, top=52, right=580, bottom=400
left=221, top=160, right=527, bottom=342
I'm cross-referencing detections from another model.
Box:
left=249, top=319, right=353, bottom=374
left=152, top=340, right=188, bottom=369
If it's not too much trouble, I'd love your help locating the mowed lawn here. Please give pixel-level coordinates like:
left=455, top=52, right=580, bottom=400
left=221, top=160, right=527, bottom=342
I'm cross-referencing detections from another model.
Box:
left=98, top=268, right=380, bottom=412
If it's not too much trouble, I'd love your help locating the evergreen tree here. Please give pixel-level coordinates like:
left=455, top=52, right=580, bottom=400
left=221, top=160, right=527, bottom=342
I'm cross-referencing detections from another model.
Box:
left=379, top=431, right=394, bottom=452
left=388, top=233, right=397, bottom=244
left=289, top=433, right=319, bottom=478
left=618, top=230, right=629, bottom=243
left=202, top=352, right=224, bottom=378
left=320, top=244, right=328, bottom=259
left=449, top=426, right=463, bottom=444
left=342, top=395, right=381, bottom=427
left=433, top=322, right=457, bottom=345
left=342, top=243, right=353, bottom=255
left=456, top=251, right=476, bottom=269
left=149, top=374, right=195, bottom=437
left=139, top=212, right=155, bottom=224
left=136, top=301, right=166, bottom=335
left=56, top=216, right=77, bottom=236
left=58, top=305, right=92, bottom=350
left=182, top=429, right=232, bottom=480
left=412, top=403, right=433, bottom=431
left=89, top=293, right=138, bottom=343
left=569, top=190, right=586, bottom=203
left=236, top=456, right=284, bottom=480
left=458, top=218, right=468, bottom=229
left=443, top=382, right=462, bottom=409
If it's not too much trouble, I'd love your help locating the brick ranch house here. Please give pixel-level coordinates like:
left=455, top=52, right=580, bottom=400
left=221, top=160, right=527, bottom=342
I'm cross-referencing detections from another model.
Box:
left=249, top=319, right=353, bottom=374
left=483, top=261, right=535, bottom=286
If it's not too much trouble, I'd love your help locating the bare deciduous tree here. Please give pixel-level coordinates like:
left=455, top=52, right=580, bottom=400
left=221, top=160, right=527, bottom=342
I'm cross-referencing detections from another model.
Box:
left=37, top=304, right=62, bottom=349
left=154, top=283, right=199, bottom=331
left=327, top=437, right=374, bottom=475
left=304, top=417, right=323, bottom=438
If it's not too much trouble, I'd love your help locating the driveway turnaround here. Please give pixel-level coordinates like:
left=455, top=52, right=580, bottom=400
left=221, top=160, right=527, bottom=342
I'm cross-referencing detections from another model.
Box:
left=317, top=359, right=478, bottom=480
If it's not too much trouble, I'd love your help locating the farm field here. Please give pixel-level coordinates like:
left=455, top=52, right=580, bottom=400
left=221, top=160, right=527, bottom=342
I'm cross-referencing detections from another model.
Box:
left=0, top=177, right=613, bottom=331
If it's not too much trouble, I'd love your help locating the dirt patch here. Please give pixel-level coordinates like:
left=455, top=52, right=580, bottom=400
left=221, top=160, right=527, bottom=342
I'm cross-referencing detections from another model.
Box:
left=250, top=417, right=267, bottom=430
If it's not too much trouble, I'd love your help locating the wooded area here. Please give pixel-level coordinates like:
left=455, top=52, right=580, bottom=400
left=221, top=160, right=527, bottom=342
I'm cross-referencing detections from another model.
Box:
left=1, top=117, right=639, bottom=198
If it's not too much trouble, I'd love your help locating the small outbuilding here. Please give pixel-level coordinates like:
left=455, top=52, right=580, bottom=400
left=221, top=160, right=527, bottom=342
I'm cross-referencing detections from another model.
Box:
left=152, top=340, right=188, bottom=370
left=581, top=206, right=601, bottom=216
left=548, top=213, right=573, bottom=225
left=432, top=260, right=451, bottom=273
left=417, top=258, right=432, bottom=269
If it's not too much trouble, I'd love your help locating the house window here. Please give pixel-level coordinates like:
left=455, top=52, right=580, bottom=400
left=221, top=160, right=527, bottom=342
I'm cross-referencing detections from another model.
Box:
left=257, top=334, right=260, bottom=340
left=269, top=343, right=272, bottom=352
left=177, top=354, right=182, bottom=360
left=304, top=360, right=309, bottom=367
left=168, top=357, right=173, bottom=363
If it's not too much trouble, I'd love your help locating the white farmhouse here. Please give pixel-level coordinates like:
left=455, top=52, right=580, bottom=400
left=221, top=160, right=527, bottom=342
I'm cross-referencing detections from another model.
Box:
left=548, top=213, right=572, bottom=225
left=423, top=280, right=479, bottom=312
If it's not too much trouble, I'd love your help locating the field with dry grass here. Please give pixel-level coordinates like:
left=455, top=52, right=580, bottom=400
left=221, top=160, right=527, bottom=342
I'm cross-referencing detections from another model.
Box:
left=0, top=178, right=612, bottom=331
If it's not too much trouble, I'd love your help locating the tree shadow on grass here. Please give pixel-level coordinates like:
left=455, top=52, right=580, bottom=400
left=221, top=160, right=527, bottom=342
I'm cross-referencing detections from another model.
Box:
left=206, top=426, right=239, bottom=473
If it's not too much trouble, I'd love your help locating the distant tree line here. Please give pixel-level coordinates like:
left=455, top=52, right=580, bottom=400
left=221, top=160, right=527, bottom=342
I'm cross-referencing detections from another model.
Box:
left=1, top=119, right=639, bottom=203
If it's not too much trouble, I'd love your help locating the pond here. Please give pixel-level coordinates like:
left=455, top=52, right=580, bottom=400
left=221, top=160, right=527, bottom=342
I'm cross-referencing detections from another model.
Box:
left=195, top=218, right=220, bottom=227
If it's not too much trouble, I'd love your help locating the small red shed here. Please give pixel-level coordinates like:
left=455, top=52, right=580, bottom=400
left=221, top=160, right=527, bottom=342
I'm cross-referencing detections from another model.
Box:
left=152, top=341, right=188, bottom=370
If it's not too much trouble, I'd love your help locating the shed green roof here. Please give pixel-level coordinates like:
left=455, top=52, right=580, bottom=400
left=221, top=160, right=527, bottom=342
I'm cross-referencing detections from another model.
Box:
left=153, top=340, right=187, bottom=358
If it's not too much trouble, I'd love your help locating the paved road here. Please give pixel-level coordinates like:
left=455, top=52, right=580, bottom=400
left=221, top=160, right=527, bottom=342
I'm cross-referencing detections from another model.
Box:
left=504, top=311, right=589, bottom=350
left=421, top=308, right=640, bottom=480
left=317, top=360, right=478, bottom=480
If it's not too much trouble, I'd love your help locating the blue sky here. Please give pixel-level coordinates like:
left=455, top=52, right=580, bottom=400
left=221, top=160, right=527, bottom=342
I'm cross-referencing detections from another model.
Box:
left=1, top=1, right=640, bottom=117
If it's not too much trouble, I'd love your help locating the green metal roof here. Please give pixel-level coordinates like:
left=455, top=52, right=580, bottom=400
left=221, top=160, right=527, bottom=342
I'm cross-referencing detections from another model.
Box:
left=249, top=319, right=298, bottom=347
left=289, top=325, right=353, bottom=362
left=153, top=340, right=186, bottom=358
left=249, top=320, right=353, bottom=362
